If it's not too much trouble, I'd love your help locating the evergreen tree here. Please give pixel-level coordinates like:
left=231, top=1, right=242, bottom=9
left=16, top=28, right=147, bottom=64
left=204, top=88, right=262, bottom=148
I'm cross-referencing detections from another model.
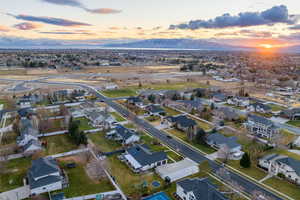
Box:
left=240, top=152, right=251, bottom=168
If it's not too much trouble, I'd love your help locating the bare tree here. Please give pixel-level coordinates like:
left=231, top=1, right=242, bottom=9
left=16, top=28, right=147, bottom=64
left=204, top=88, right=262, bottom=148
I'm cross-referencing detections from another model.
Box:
left=218, top=144, right=231, bottom=163
left=86, top=159, right=109, bottom=181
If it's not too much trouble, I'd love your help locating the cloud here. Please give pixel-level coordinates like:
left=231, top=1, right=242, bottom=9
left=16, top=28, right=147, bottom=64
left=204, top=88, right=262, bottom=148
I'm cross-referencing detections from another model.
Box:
left=14, top=22, right=41, bottom=30
left=170, top=5, right=297, bottom=30
left=0, top=25, right=10, bottom=32
left=41, top=0, right=121, bottom=15
left=85, top=8, right=121, bottom=14
left=289, top=24, right=300, bottom=30
left=39, top=31, right=94, bottom=35
left=41, top=0, right=83, bottom=7
left=7, top=14, right=91, bottom=27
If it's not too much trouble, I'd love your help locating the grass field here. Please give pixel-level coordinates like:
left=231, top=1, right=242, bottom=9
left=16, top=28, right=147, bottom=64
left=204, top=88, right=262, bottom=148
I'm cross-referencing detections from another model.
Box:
left=166, top=128, right=216, bottom=154
left=0, top=158, right=32, bottom=192
left=166, top=151, right=183, bottom=162
left=42, top=135, right=78, bottom=155
left=189, top=116, right=213, bottom=131
left=286, top=120, right=300, bottom=128
left=267, top=103, right=286, bottom=112
left=128, top=82, right=209, bottom=91
left=61, top=162, right=114, bottom=197
left=264, top=177, right=300, bottom=200
left=76, top=117, right=94, bottom=131
left=140, top=134, right=168, bottom=152
left=102, top=88, right=137, bottom=98
left=88, top=132, right=122, bottom=152
left=163, top=107, right=181, bottom=116
left=110, top=112, right=126, bottom=122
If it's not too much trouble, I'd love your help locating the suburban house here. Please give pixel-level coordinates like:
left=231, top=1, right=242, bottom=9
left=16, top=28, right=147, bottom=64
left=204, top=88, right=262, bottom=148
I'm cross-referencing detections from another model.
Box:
left=127, top=96, right=145, bottom=108
left=120, top=144, right=168, bottom=173
left=206, top=133, right=243, bottom=158
left=174, top=100, right=204, bottom=113
left=245, top=115, right=279, bottom=139
left=281, top=107, right=300, bottom=120
left=165, top=115, right=198, bottom=140
left=258, top=154, right=300, bottom=185
left=18, top=108, right=34, bottom=119
left=176, top=178, right=228, bottom=200
left=227, top=96, right=250, bottom=107
left=156, top=158, right=199, bottom=182
left=212, top=93, right=228, bottom=103
left=17, top=119, right=42, bottom=153
left=145, top=104, right=166, bottom=116
left=247, top=102, right=271, bottom=113
left=84, top=109, right=115, bottom=129
left=213, top=107, right=240, bottom=121
left=106, top=125, right=140, bottom=145
left=27, top=157, right=66, bottom=195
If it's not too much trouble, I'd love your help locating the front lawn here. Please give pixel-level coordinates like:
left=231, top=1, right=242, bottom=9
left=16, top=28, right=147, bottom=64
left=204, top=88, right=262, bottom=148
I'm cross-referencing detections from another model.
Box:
left=166, top=128, right=216, bottom=154
left=42, top=135, right=78, bottom=155
left=190, top=116, right=213, bottom=131
left=0, top=158, right=32, bottom=192
left=163, top=107, right=181, bottom=116
left=226, top=160, right=267, bottom=181
left=88, top=132, right=122, bottom=152
left=166, top=151, right=183, bottom=162
left=140, top=134, right=168, bottom=152
left=61, top=162, right=114, bottom=197
left=102, top=89, right=137, bottom=98
left=286, top=120, right=300, bottom=128
left=263, top=177, right=300, bottom=200
left=268, top=103, right=286, bottom=112
left=110, top=112, right=126, bottom=122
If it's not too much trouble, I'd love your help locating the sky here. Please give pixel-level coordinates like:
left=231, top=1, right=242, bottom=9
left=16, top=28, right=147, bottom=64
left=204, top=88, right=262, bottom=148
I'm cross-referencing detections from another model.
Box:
left=1, top=0, right=300, bottom=47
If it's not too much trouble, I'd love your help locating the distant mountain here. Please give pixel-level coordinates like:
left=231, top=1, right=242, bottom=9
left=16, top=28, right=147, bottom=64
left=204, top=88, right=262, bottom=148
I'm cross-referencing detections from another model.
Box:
left=104, top=39, right=250, bottom=51
left=280, top=45, right=300, bottom=53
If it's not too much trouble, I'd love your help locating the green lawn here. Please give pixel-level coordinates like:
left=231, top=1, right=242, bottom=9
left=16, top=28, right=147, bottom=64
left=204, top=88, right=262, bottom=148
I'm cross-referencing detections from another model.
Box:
left=166, top=151, right=183, bottom=162
left=108, top=155, right=165, bottom=199
left=43, top=119, right=65, bottom=133
left=76, top=117, right=94, bottom=131
left=42, top=135, right=78, bottom=155
left=267, top=103, right=286, bottom=112
left=145, top=115, right=161, bottom=122
left=88, top=132, right=122, bottom=152
left=166, top=129, right=216, bottom=154
left=124, top=123, right=136, bottom=129
left=163, top=107, right=181, bottom=116
left=0, top=158, right=32, bottom=192
left=286, top=120, right=300, bottom=128
left=110, top=112, right=126, bottom=122
left=140, top=134, right=168, bottom=152
left=61, top=163, right=114, bottom=197
left=102, top=88, right=137, bottom=98
left=264, top=177, right=300, bottom=200
left=190, top=116, right=213, bottom=131
left=226, top=160, right=267, bottom=181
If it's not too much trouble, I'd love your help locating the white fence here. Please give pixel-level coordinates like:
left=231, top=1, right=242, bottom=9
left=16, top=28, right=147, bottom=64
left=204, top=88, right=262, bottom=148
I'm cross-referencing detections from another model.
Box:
left=64, top=190, right=120, bottom=200
left=38, top=130, right=68, bottom=137
left=48, top=148, right=89, bottom=159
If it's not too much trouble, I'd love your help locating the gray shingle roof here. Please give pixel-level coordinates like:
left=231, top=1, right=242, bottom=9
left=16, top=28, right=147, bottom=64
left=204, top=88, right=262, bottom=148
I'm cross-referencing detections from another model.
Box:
left=177, top=178, right=228, bottom=200
left=207, top=133, right=240, bottom=149
left=167, top=115, right=197, bottom=128
left=248, top=114, right=274, bottom=126
left=127, top=144, right=167, bottom=166
left=28, top=157, right=60, bottom=180
left=277, top=157, right=300, bottom=176
left=115, top=125, right=138, bottom=140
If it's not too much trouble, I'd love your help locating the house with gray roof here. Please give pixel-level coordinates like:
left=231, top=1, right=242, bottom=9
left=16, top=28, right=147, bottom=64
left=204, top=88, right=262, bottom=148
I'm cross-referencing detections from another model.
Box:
left=27, top=157, right=65, bottom=195
left=281, top=107, right=300, bottom=120
left=174, top=100, right=204, bottom=113
left=206, top=133, right=242, bottom=156
left=247, top=102, right=271, bottom=114
left=165, top=115, right=198, bottom=140
left=176, top=177, right=228, bottom=200
left=106, top=125, right=140, bottom=145
left=259, top=154, right=300, bottom=185
left=245, top=114, right=278, bottom=139
left=84, top=109, right=115, bottom=129
left=145, top=104, right=166, bottom=116
left=121, top=144, right=168, bottom=173
left=213, top=107, right=240, bottom=121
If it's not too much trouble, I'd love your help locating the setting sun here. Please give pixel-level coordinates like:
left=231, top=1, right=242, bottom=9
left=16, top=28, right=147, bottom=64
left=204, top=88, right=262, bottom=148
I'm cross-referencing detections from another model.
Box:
left=260, top=44, right=273, bottom=49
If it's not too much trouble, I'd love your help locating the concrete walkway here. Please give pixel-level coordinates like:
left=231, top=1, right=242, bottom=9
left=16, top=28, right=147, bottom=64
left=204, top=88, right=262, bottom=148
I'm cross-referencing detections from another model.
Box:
left=259, top=174, right=273, bottom=183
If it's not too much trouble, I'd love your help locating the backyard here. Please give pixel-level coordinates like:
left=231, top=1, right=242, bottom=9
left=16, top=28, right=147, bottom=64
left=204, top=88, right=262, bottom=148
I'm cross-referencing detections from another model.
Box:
left=88, top=132, right=122, bottom=152
left=286, top=120, right=300, bottom=128
left=41, top=134, right=78, bottom=155
left=76, top=117, right=94, bottom=131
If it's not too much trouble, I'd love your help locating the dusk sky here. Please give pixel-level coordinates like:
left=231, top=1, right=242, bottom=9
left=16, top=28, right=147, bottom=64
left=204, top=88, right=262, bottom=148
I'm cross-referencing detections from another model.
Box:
left=1, top=0, right=300, bottom=47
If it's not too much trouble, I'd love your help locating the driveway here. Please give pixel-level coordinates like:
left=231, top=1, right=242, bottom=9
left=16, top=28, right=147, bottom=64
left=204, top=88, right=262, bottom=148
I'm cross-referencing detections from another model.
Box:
left=0, top=186, right=30, bottom=200
left=206, top=152, right=219, bottom=160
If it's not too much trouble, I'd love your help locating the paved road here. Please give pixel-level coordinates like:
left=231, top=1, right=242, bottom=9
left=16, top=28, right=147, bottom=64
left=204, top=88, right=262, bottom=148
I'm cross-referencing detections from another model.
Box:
left=39, top=81, right=284, bottom=200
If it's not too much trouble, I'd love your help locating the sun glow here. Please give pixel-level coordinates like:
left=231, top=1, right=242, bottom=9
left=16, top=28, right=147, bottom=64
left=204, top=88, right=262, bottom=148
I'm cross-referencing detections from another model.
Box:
left=260, top=44, right=273, bottom=49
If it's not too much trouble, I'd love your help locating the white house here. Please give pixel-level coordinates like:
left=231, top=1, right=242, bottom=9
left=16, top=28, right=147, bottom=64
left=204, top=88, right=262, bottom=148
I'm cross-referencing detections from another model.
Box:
left=258, top=154, right=300, bottom=185
left=120, top=144, right=168, bottom=173
left=245, top=115, right=279, bottom=139
left=27, top=157, right=65, bottom=195
left=227, top=97, right=250, bottom=107
left=247, top=102, right=271, bottom=113
left=156, top=158, right=199, bottom=182
left=106, top=125, right=140, bottom=145
left=176, top=178, right=228, bottom=200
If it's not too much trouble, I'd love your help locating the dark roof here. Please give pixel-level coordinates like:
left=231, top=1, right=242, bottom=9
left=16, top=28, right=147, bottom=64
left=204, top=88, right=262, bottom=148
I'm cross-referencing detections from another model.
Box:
left=207, top=133, right=240, bottom=149
left=248, top=114, right=274, bottom=126
left=261, top=154, right=279, bottom=162
left=281, top=108, right=300, bottom=117
left=18, top=108, right=33, bottom=117
left=128, top=96, right=142, bottom=103
left=28, top=174, right=61, bottom=189
left=127, top=144, right=167, bottom=166
left=167, top=115, right=197, bottom=128
left=146, top=104, right=165, bottom=114
left=177, top=178, right=228, bottom=200
left=277, top=157, right=300, bottom=176
left=177, top=100, right=203, bottom=108
left=115, top=125, right=138, bottom=140
left=28, top=157, right=60, bottom=180
left=213, top=93, right=227, bottom=101
left=217, top=107, right=239, bottom=119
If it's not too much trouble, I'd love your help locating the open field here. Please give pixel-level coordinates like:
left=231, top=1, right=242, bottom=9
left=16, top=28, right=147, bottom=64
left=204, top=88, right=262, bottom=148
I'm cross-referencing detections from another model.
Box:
left=110, top=112, right=126, bottom=122
left=287, top=120, right=300, bottom=128
left=102, top=88, right=137, bottom=98
left=163, top=107, right=181, bottom=116
left=88, top=132, right=122, bottom=152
